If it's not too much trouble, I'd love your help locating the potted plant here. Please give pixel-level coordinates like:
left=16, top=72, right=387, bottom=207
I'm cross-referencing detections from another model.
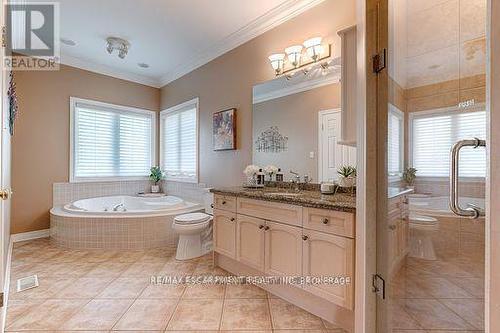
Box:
left=337, top=165, right=356, bottom=188
left=264, top=165, right=279, bottom=181
left=243, top=165, right=260, bottom=187
left=403, top=167, right=417, bottom=190
left=149, top=166, right=164, bottom=193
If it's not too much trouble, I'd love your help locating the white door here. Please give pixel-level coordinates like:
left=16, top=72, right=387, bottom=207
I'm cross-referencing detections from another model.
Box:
left=318, top=110, right=356, bottom=182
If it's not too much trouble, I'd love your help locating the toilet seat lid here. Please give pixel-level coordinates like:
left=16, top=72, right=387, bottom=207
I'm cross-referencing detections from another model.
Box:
left=174, top=212, right=211, bottom=224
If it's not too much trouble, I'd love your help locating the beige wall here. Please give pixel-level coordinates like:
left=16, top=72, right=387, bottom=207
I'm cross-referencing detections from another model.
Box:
left=160, top=0, right=356, bottom=187
left=253, top=84, right=341, bottom=181
left=12, top=64, right=160, bottom=234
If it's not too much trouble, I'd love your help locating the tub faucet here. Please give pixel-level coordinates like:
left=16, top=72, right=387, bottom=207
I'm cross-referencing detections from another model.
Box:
left=112, top=203, right=125, bottom=211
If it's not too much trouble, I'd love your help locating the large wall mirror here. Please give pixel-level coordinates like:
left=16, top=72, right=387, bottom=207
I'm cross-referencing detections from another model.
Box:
left=252, top=65, right=356, bottom=183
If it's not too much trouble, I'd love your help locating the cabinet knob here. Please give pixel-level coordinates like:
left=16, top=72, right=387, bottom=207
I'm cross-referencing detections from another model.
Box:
left=259, top=225, right=265, bottom=229
left=322, top=218, right=329, bottom=225
left=210, top=204, right=214, bottom=208
left=264, top=226, right=270, bottom=231
left=230, top=217, right=235, bottom=222
left=388, top=224, right=396, bottom=230
left=302, top=235, right=309, bottom=241
left=222, top=201, right=227, bottom=205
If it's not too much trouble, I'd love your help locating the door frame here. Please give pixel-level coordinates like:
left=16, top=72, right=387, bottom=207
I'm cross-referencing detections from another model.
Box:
left=357, top=0, right=499, bottom=332
left=317, top=108, right=341, bottom=183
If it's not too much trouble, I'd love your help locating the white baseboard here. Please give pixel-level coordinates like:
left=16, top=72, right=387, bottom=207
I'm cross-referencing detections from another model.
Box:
left=11, top=229, right=50, bottom=243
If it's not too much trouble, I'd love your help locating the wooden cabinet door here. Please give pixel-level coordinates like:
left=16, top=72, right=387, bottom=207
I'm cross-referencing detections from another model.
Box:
left=264, top=221, right=302, bottom=276
left=302, top=229, right=354, bottom=310
left=236, top=215, right=265, bottom=271
left=213, top=209, right=236, bottom=258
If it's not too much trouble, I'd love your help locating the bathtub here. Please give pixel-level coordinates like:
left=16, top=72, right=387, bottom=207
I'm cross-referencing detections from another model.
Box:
left=50, top=195, right=202, bottom=250
left=408, top=194, right=485, bottom=217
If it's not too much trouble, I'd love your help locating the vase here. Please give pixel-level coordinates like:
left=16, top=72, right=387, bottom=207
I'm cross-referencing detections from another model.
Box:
left=151, top=184, right=160, bottom=193
left=339, top=176, right=355, bottom=188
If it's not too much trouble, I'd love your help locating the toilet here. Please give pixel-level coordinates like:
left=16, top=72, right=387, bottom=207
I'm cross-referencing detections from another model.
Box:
left=409, top=213, right=439, bottom=261
left=172, top=191, right=214, bottom=260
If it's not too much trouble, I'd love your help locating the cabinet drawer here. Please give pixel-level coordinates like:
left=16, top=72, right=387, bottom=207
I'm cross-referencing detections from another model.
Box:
left=303, top=208, right=355, bottom=238
left=214, top=195, right=236, bottom=212
left=237, top=198, right=302, bottom=227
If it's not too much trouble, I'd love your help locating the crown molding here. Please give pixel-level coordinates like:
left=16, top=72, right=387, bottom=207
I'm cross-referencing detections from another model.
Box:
left=60, top=54, right=162, bottom=88
left=253, top=69, right=341, bottom=104
left=159, top=0, right=327, bottom=87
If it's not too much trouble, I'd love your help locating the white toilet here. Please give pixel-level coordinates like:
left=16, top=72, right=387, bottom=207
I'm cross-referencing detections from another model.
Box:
left=409, top=213, right=439, bottom=260
left=172, top=191, right=214, bottom=260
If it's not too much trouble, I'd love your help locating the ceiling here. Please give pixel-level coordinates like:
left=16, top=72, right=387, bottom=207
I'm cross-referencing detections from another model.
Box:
left=27, top=0, right=325, bottom=87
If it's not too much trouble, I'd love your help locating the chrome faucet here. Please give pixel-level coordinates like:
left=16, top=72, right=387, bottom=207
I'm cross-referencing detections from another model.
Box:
left=290, top=170, right=301, bottom=192
left=112, top=203, right=125, bottom=211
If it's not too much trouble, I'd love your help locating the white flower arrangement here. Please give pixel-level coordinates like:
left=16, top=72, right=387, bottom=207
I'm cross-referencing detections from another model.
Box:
left=264, top=165, right=278, bottom=176
left=243, top=165, right=260, bottom=177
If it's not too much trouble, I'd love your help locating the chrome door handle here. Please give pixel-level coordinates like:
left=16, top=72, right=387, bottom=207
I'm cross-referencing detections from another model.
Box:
left=450, top=138, right=485, bottom=218
left=0, top=189, right=12, bottom=200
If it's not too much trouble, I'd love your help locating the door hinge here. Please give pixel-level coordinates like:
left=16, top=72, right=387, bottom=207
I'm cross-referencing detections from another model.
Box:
left=0, top=292, right=4, bottom=307
left=1, top=26, right=6, bottom=48
left=372, top=274, right=386, bottom=299
left=372, top=49, right=387, bottom=74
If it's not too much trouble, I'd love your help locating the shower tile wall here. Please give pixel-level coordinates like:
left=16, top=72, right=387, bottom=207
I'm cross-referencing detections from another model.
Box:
left=53, top=180, right=209, bottom=206
left=414, top=179, right=485, bottom=197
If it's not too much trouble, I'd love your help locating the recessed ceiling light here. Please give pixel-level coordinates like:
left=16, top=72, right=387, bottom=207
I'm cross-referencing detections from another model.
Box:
left=138, top=63, right=150, bottom=68
left=60, top=38, right=77, bottom=46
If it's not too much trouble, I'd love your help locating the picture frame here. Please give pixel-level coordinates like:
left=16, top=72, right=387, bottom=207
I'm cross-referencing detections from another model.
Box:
left=213, top=108, right=237, bottom=151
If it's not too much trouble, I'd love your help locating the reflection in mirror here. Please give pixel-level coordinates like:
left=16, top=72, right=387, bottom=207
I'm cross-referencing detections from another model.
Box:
left=252, top=63, right=356, bottom=183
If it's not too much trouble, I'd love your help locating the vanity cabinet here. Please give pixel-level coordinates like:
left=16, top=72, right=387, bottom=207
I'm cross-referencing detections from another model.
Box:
left=213, top=194, right=355, bottom=311
left=388, top=194, right=409, bottom=277
left=213, top=209, right=236, bottom=259
left=264, top=221, right=303, bottom=276
left=236, top=215, right=265, bottom=271
left=337, top=25, right=357, bottom=146
left=302, top=229, right=354, bottom=309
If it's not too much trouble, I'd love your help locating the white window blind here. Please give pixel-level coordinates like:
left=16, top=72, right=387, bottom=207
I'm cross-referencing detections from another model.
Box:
left=160, top=99, right=198, bottom=182
left=411, top=109, right=486, bottom=177
left=71, top=99, right=155, bottom=181
left=388, top=105, right=404, bottom=176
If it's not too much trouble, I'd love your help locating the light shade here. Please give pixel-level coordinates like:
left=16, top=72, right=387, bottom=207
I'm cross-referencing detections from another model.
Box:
left=303, top=37, right=324, bottom=61
left=285, top=45, right=303, bottom=67
left=268, top=53, right=285, bottom=74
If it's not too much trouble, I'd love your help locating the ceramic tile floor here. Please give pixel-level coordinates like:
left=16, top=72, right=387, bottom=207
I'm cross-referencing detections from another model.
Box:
left=390, top=256, right=485, bottom=333
left=5, top=238, right=345, bottom=332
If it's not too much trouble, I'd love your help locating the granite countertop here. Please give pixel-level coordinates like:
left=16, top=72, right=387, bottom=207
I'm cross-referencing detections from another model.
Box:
left=210, top=187, right=356, bottom=213
left=388, top=187, right=414, bottom=199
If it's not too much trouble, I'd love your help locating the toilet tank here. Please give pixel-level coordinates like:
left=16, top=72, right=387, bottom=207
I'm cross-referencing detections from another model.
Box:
left=203, top=189, right=214, bottom=214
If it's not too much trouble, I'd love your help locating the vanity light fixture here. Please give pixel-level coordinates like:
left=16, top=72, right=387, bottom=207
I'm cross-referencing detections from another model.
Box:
left=285, top=45, right=303, bottom=68
left=268, top=36, right=332, bottom=77
left=268, top=53, right=285, bottom=75
left=304, top=37, right=324, bottom=62
left=106, top=37, right=130, bottom=59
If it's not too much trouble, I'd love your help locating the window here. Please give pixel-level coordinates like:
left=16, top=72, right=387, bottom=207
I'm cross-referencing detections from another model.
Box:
left=70, top=98, right=156, bottom=182
left=388, top=105, right=404, bottom=177
left=410, top=107, right=486, bottom=178
left=160, top=98, right=198, bottom=183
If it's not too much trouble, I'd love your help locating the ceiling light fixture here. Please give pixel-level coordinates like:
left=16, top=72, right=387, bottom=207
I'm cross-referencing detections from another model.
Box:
left=268, top=36, right=331, bottom=77
left=106, top=37, right=130, bottom=59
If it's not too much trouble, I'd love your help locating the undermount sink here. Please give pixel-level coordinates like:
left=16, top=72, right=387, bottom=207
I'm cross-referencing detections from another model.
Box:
left=264, top=192, right=302, bottom=197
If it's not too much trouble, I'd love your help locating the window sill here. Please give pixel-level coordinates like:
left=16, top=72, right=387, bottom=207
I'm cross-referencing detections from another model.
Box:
left=70, top=176, right=150, bottom=183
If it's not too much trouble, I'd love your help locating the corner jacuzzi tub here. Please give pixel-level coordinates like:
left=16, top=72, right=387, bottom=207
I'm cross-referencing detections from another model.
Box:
left=408, top=194, right=485, bottom=217
left=50, top=195, right=202, bottom=250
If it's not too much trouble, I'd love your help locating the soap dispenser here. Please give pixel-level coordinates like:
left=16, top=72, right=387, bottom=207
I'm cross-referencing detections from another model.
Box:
left=256, top=169, right=265, bottom=187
